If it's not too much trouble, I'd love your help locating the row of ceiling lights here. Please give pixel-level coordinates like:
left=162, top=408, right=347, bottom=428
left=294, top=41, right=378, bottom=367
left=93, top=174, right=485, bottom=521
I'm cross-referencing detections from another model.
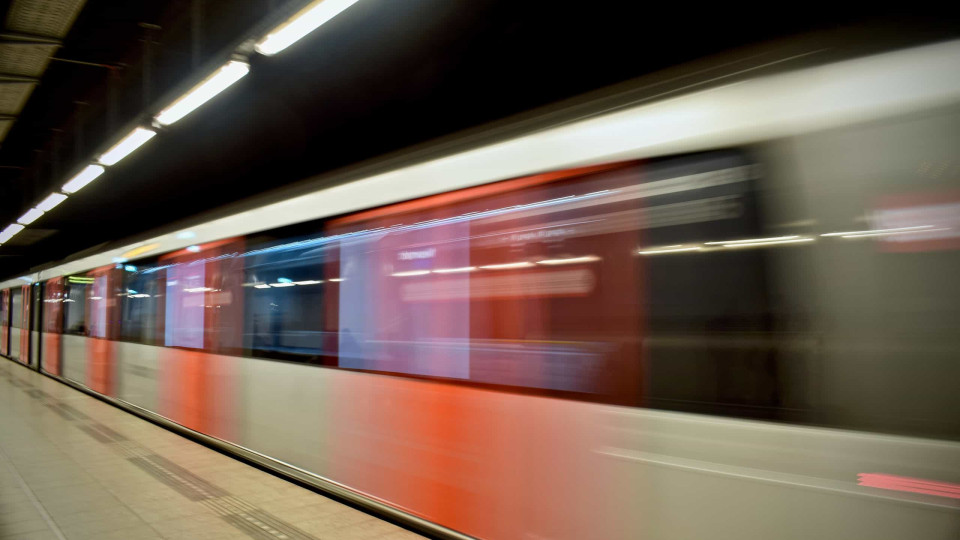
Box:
left=0, top=0, right=359, bottom=248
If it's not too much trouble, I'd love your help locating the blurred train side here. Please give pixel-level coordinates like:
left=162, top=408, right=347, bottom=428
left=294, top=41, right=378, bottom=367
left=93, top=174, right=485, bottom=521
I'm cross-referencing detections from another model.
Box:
left=3, top=40, right=960, bottom=539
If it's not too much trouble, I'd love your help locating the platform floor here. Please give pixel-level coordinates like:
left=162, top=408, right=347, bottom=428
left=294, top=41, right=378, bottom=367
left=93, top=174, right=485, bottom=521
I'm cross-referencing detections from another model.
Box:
left=0, top=360, right=423, bottom=540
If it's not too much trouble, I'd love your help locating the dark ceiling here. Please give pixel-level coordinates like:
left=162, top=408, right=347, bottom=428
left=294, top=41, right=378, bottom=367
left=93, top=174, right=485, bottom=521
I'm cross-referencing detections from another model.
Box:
left=1, top=1, right=958, bottom=279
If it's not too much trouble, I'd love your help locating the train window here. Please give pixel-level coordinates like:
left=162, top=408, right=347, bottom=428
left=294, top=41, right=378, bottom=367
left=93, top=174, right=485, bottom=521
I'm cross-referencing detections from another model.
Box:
left=159, top=240, right=244, bottom=352
left=236, top=152, right=808, bottom=408
left=10, top=288, right=23, bottom=329
left=318, top=162, right=645, bottom=399
left=1, top=289, right=9, bottom=329
left=121, top=266, right=163, bottom=345
left=782, top=106, right=960, bottom=439
left=63, top=278, right=90, bottom=335
left=635, top=151, right=818, bottom=421
left=43, top=279, right=64, bottom=334
left=241, top=228, right=334, bottom=364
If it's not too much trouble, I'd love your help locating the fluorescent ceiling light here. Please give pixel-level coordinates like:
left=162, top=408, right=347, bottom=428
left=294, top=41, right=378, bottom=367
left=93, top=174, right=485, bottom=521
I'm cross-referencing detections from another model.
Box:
left=293, top=280, right=323, bottom=285
left=839, top=227, right=951, bottom=239
left=329, top=277, right=343, bottom=282
left=184, top=287, right=213, bottom=293
left=432, top=267, right=476, bottom=274
left=820, top=225, right=933, bottom=237
left=99, top=127, right=157, bottom=166
left=270, top=282, right=296, bottom=287
left=256, top=0, right=359, bottom=56
left=705, top=235, right=800, bottom=246
left=0, top=224, right=25, bottom=243
left=479, top=262, right=534, bottom=270
left=36, top=193, right=68, bottom=212
left=638, top=246, right=703, bottom=255
left=536, top=255, right=600, bottom=265
left=155, top=61, right=250, bottom=126
left=254, top=284, right=271, bottom=289
left=392, top=270, right=430, bottom=277
left=721, top=237, right=814, bottom=248
left=17, top=208, right=44, bottom=225
left=62, top=165, right=105, bottom=194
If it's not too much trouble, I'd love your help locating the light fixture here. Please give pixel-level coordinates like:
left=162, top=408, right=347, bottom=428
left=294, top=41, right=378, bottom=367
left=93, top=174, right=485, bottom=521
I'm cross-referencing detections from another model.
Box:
left=36, top=193, right=68, bottom=212
left=329, top=277, right=343, bottom=282
left=820, top=225, right=933, bottom=237
left=536, top=255, right=600, bottom=265
left=637, top=245, right=704, bottom=255
left=721, top=237, right=814, bottom=248
left=62, top=165, right=106, bottom=194
left=255, top=0, right=359, bottom=56
left=99, top=127, right=157, bottom=165
left=155, top=60, right=250, bottom=126
left=184, top=287, right=214, bottom=293
left=392, top=270, right=430, bottom=277
left=270, top=282, right=296, bottom=287
left=293, top=280, right=323, bottom=285
left=479, top=262, right=534, bottom=270
left=432, top=267, right=476, bottom=274
left=254, top=284, right=271, bottom=289
left=0, top=224, right=25, bottom=243
left=705, top=235, right=800, bottom=246
left=837, top=227, right=951, bottom=239
left=17, top=208, right=44, bottom=225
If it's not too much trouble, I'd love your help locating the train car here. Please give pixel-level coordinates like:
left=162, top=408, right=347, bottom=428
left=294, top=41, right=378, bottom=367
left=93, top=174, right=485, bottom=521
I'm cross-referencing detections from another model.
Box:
left=3, top=37, right=960, bottom=539
left=0, top=283, right=35, bottom=367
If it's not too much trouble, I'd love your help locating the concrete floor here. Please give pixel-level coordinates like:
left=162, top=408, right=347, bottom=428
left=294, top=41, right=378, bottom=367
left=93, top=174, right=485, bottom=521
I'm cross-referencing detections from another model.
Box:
left=0, top=359, right=424, bottom=540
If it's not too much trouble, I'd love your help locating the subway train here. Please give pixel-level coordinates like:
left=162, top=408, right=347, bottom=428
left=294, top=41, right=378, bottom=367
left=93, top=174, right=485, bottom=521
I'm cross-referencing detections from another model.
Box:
left=3, top=36, right=960, bottom=540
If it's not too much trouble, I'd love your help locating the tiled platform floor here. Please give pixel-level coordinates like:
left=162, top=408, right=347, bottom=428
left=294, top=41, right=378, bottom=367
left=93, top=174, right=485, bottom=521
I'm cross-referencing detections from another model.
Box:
left=0, top=360, right=423, bottom=540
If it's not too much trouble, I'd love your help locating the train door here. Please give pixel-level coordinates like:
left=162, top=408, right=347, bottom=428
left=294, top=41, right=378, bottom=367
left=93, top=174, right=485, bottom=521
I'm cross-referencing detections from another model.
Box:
left=43, top=278, right=64, bottom=375
left=29, top=282, right=41, bottom=369
left=9, top=286, right=24, bottom=363
left=0, top=289, right=8, bottom=357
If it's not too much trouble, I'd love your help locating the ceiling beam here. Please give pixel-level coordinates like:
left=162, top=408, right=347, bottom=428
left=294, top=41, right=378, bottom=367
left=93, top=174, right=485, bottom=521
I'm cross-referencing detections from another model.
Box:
left=0, top=32, right=62, bottom=46
left=0, top=74, right=39, bottom=84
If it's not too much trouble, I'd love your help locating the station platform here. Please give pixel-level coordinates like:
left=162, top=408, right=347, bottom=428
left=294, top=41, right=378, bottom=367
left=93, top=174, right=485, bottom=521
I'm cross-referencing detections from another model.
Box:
left=0, top=360, right=423, bottom=540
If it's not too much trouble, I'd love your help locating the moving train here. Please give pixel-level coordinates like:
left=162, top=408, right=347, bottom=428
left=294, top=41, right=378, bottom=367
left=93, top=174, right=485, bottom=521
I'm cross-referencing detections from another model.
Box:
left=3, top=35, right=960, bottom=539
